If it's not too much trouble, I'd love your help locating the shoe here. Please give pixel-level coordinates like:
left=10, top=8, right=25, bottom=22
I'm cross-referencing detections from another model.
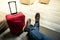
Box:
left=24, top=19, right=31, bottom=32
left=35, top=13, right=40, bottom=22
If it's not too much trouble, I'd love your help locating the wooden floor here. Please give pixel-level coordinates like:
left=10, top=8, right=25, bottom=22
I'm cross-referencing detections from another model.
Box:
left=40, top=26, right=60, bottom=40
left=0, top=26, right=60, bottom=40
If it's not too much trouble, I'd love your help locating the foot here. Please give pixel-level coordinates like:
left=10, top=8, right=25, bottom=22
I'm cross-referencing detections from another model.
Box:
left=35, top=13, right=40, bottom=22
left=24, top=19, right=31, bottom=32
left=26, top=19, right=31, bottom=27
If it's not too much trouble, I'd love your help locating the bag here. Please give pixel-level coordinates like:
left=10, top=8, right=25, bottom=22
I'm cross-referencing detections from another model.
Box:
left=6, top=1, right=25, bottom=36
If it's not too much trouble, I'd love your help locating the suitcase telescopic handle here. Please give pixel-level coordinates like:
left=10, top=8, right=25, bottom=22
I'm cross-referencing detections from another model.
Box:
left=8, top=1, right=17, bottom=15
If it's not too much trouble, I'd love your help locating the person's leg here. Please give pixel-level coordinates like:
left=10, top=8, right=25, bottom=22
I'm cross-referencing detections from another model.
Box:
left=34, top=21, right=40, bottom=31
left=24, top=19, right=35, bottom=40
left=30, top=29, right=52, bottom=40
left=34, top=13, right=40, bottom=31
left=42, top=34, right=52, bottom=40
left=24, top=13, right=40, bottom=40
left=24, top=19, right=33, bottom=32
left=32, top=13, right=52, bottom=40
left=24, top=19, right=52, bottom=40
left=24, top=13, right=40, bottom=32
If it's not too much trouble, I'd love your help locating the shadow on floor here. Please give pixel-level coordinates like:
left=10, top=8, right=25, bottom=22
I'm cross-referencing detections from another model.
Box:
left=1, top=31, right=29, bottom=40
left=0, top=20, right=8, bottom=34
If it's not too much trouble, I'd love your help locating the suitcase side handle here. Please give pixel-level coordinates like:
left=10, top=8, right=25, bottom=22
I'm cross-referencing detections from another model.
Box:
left=8, top=1, right=17, bottom=15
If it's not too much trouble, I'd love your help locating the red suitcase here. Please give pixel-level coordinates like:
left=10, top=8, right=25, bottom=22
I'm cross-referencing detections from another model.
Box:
left=6, top=1, right=25, bottom=36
